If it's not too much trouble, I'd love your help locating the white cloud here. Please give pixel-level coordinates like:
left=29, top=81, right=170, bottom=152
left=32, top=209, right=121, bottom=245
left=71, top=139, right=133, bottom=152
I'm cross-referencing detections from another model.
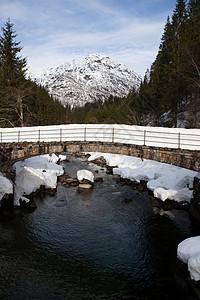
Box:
left=0, top=1, right=27, bottom=20
left=109, top=48, right=157, bottom=74
left=23, top=14, right=163, bottom=75
left=1, top=0, right=171, bottom=75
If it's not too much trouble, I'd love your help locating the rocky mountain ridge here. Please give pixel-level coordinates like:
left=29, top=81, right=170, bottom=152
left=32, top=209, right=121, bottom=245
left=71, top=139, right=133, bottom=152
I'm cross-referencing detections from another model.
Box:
left=31, top=54, right=142, bottom=107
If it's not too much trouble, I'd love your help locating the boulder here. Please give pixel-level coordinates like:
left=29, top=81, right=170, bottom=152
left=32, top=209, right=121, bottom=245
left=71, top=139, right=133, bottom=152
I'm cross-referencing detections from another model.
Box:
left=189, top=177, right=200, bottom=222
left=149, top=196, right=162, bottom=207
left=66, top=178, right=79, bottom=186
left=106, top=166, right=114, bottom=175
left=59, top=173, right=79, bottom=187
left=137, top=180, right=147, bottom=192
left=43, top=187, right=57, bottom=197
left=19, top=198, right=37, bottom=210
left=89, top=156, right=106, bottom=167
left=77, top=170, right=94, bottom=184
left=78, top=183, right=93, bottom=189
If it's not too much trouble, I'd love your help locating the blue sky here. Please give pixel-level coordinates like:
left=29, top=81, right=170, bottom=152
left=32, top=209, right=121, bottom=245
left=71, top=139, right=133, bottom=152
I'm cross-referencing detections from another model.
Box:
left=0, top=0, right=176, bottom=75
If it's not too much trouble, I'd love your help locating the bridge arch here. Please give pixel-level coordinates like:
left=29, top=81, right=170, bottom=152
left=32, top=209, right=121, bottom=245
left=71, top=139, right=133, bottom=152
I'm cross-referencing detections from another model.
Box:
left=0, top=124, right=200, bottom=172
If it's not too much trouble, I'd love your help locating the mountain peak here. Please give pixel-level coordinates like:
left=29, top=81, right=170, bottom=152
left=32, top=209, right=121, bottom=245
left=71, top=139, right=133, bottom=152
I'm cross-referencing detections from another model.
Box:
left=31, top=54, right=142, bottom=108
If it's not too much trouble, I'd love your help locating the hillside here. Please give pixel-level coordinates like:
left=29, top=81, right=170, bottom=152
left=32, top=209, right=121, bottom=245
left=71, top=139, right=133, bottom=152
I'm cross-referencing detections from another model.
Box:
left=31, top=54, right=141, bottom=108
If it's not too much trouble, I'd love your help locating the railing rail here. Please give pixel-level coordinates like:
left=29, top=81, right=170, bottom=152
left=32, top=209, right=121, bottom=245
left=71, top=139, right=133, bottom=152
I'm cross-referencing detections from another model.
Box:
left=0, top=124, right=200, bottom=151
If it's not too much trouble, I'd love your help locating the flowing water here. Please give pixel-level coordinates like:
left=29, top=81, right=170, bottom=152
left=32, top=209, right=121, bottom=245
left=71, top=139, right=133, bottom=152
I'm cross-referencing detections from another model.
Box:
left=0, top=155, right=198, bottom=299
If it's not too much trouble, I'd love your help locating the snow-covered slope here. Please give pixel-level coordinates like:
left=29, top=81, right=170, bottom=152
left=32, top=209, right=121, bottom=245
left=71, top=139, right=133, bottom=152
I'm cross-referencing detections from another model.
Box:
left=31, top=54, right=142, bottom=107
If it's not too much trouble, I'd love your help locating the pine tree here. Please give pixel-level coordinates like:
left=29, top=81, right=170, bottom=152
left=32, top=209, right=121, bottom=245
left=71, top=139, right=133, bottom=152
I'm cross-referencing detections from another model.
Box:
left=170, top=0, right=188, bottom=125
left=0, top=19, right=27, bottom=86
left=0, top=20, right=28, bottom=126
left=184, top=0, right=200, bottom=127
left=186, top=0, right=200, bottom=84
left=149, top=0, right=189, bottom=126
left=149, top=16, right=174, bottom=125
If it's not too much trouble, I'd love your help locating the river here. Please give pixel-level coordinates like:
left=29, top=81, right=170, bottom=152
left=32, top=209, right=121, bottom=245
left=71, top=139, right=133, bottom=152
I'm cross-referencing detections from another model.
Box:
left=0, top=154, right=198, bottom=299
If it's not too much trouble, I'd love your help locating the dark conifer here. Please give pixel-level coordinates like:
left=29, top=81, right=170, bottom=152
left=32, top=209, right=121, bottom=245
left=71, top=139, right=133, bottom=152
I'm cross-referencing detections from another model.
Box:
left=0, top=19, right=27, bottom=86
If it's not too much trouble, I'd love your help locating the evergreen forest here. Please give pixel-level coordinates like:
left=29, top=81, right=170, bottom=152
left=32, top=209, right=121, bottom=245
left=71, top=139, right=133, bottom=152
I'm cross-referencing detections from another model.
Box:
left=0, top=20, right=67, bottom=127
left=0, top=0, right=199, bottom=128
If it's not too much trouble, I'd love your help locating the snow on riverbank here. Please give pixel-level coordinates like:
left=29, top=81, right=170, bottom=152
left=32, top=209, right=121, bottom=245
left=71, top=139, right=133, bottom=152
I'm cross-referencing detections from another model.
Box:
left=178, top=236, right=200, bottom=281
left=87, top=152, right=199, bottom=203
left=0, top=172, right=13, bottom=200
left=13, top=154, right=64, bottom=205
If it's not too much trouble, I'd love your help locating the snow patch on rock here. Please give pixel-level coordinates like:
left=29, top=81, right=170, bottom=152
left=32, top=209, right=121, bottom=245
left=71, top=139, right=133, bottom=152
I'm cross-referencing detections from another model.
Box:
left=77, top=169, right=94, bottom=183
left=13, top=154, right=64, bottom=205
left=188, top=254, right=200, bottom=281
left=178, top=236, right=200, bottom=281
left=59, top=154, right=68, bottom=161
left=87, top=152, right=198, bottom=203
left=0, top=173, right=13, bottom=201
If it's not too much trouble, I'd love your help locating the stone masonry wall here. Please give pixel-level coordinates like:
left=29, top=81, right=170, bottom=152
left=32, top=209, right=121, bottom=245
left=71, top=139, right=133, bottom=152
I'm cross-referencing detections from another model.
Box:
left=0, top=141, right=199, bottom=172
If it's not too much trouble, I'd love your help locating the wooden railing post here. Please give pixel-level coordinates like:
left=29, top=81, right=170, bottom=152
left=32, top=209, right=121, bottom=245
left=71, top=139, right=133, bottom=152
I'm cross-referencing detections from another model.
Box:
left=38, top=130, right=40, bottom=142
left=84, top=127, right=86, bottom=141
left=178, top=132, right=181, bottom=149
left=144, top=130, right=146, bottom=146
left=60, top=128, right=62, bottom=142
left=18, top=131, right=20, bottom=143
left=112, top=127, right=114, bottom=143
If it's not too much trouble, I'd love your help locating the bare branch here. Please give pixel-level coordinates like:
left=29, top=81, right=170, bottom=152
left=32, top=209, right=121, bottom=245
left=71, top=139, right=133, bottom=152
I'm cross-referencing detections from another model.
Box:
left=191, top=57, right=200, bottom=78
left=0, top=118, right=15, bottom=127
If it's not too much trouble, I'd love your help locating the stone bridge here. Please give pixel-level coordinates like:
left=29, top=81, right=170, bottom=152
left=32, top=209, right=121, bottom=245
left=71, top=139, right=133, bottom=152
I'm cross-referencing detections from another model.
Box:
left=0, top=140, right=199, bottom=172
left=0, top=124, right=200, bottom=172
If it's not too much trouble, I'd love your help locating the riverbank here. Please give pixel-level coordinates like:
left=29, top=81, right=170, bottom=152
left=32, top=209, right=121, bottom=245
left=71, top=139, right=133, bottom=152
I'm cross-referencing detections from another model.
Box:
left=1, top=152, right=200, bottom=220
left=0, top=153, right=198, bottom=299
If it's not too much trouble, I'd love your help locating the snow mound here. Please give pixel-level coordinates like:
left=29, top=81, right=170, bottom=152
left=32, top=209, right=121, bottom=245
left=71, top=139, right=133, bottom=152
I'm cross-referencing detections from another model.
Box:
left=188, top=253, right=200, bottom=281
left=59, top=154, right=68, bottom=161
left=14, top=154, right=63, bottom=176
left=0, top=173, right=13, bottom=200
left=177, top=236, right=200, bottom=264
left=177, top=236, right=200, bottom=281
left=87, top=152, right=198, bottom=203
left=77, top=170, right=94, bottom=183
left=13, top=154, right=64, bottom=205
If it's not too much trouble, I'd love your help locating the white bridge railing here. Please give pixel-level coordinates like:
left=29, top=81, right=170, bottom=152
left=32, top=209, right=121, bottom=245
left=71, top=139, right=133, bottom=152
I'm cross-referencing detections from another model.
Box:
left=0, top=124, right=200, bottom=151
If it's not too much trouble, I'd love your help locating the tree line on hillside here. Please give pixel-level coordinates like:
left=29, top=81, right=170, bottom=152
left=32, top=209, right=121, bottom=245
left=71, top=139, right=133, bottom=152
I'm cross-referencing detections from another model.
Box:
left=0, top=20, right=67, bottom=127
left=67, top=91, right=139, bottom=125
left=138, top=0, right=200, bottom=128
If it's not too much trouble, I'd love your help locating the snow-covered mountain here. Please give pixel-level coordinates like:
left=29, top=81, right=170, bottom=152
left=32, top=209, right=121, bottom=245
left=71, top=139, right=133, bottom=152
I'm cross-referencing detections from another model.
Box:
left=31, top=54, right=142, bottom=107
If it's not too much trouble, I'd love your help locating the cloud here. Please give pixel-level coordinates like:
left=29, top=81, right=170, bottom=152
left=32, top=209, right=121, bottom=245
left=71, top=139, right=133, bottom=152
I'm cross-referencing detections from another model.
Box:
left=0, top=0, right=27, bottom=21
left=109, top=48, right=157, bottom=74
left=0, top=0, right=173, bottom=75
left=23, top=12, right=163, bottom=75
